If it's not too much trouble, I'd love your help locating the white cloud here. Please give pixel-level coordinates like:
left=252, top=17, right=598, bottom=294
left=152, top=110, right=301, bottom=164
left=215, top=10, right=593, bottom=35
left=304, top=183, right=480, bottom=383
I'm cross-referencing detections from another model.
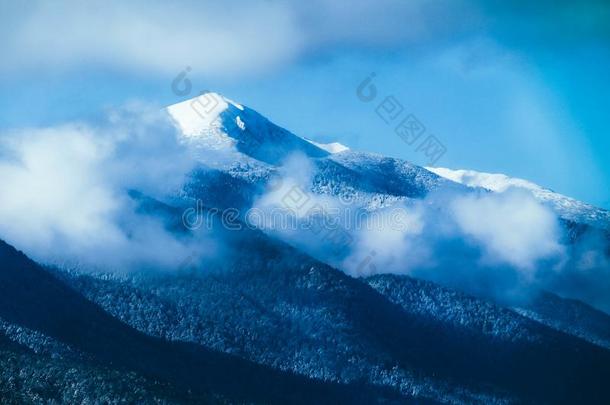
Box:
left=0, top=104, right=207, bottom=272
left=0, top=125, right=118, bottom=247
left=0, top=0, right=479, bottom=76
left=336, top=185, right=566, bottom=284
left=342, top=204, right=428, bottom=277
left=449, top=189, right=564, bottom=272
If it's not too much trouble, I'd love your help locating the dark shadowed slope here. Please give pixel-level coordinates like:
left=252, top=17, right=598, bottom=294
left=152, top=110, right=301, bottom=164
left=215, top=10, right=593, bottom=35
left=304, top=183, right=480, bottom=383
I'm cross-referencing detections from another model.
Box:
left=0, top=239, right=411, bottom=404
left=514, top=290, right=610, bottom=350
left=366, top=273, right=610, bottom=403
left=0, top=329, right=201, bottom=404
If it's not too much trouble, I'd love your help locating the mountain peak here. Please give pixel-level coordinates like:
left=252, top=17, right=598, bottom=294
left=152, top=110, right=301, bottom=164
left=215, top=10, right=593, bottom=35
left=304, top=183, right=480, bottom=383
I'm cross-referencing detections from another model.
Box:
left=166, top=92, right=329, bottom=165
left=166, top=92, right=243, bottom=138
left=428, top=167, right=610, bottom=228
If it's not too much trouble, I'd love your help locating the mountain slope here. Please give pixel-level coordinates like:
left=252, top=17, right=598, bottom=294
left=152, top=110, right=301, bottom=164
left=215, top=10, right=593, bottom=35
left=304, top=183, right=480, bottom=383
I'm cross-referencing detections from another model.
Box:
left=2, top=92, right=609, bottom=404
left=168, top=93, right=609, bottom=234
left=0, top=239, right=408, bottom=404
left=56, top=195, right=610, bottom=404
left=514, top=290, right=610, bottom=350
left=364, top=273, right=610, bottom=403
left=0, top=331, right=195, bottom=404
left=167, top=93, right=459, bottom=211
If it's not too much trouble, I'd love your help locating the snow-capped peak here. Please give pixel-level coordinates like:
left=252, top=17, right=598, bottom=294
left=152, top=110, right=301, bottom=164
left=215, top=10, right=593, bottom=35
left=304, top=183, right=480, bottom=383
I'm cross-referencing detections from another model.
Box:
left=165, top=92, right=329, bottom=165
left=304, top=139, right=350, bottom=154
left=166, top=92, right=243, bottom=139
left=426, top=167, right=543, bottom=193
left=428, top=167, right=610, bottom=228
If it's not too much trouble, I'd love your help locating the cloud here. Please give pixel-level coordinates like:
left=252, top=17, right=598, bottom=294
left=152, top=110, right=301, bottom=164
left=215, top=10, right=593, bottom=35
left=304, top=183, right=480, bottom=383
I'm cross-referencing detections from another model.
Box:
left=0, top=103, right=208, bottom=272
left=341, top=188, right=565, bottom=277
left=253, top=153, right=317, bottom=216
left=449, top=188, right=564, bottom=272
left=0, top=0, right=479, bottom=77
left=249, top=153, right=569, bottom=304
left=1, top=1, right=299, bottom=76
left=1, top=114, right=605, bottom=310
left=342, top=204, right=429, bottom=277
left=200, top=149, right=608, bottom=312
left=249, top=153, right=352, bottom=260
left=245, top=149, right=567, bottom=274
left=4, top=0, right=606, bottom=78
left=539, top=226, right=610, bottom=313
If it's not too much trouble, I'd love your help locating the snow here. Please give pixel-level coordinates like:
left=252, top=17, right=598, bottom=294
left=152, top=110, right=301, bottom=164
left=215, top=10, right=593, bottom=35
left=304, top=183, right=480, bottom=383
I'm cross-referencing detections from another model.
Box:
left=166, top=92, right=329, bottom=165
left=304, top=139, right=350, bottom=154
left=428, top=167, right=610, bottom=229
left=166, top=92, right=243, bottom=149
left=235, top=115, right=246, bottom=131
left=167, top=92, right=609, bottom=230
left=426, top=167, right=542, bottom=193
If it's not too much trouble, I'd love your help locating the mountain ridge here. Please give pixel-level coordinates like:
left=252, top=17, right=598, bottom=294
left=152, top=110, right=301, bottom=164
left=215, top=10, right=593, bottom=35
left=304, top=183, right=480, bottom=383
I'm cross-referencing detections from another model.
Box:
left=167, top=92, right=610, bottom=230
left=1, top=91, right=608, bottom=403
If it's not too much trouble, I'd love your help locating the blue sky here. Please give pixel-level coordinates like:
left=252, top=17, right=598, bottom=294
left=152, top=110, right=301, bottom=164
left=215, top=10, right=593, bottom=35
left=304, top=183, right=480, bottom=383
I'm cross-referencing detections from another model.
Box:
left=1, top=0, right=609, bottom=208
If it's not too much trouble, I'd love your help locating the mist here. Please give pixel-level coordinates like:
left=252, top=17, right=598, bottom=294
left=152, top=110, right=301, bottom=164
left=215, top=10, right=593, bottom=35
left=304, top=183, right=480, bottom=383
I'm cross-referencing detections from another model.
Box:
left=1, top=116, right=608, bottom=311
left=248, top=154, right=610, bottom=311
left=0, top=103, right=210, bottom=272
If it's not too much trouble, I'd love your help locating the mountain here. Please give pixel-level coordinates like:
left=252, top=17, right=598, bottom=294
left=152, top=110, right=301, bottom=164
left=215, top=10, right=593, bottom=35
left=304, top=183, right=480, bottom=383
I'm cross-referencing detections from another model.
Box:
left=168, top=92, right=609, bottom=230
left=60, top=236, right=610, bottom=404
left=167, top=92, right=330, bottom=165
left=166, top=92, right=610, bottom=401
left=2, top=91, right=610, bottom=404
left=168, top=93, right=610, bottom=308
left=52, top=194, right=610, bottom=404
left=513, top=290, right=610, bottom=350
left=0, top=239, right=408, bottom=404
left=167, top=92, right=457, bottom=209
left=0, top=329, right=194, bottom=404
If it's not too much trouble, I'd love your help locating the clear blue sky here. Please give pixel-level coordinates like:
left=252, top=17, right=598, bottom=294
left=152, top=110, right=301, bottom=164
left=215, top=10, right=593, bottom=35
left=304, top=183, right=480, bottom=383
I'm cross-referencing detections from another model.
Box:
left=0, top=0, right=608, bottom=208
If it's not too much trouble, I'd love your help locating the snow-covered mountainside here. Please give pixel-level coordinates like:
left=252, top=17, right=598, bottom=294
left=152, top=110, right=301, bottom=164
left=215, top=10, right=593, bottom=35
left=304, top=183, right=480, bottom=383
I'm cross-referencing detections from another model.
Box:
left=166, top=92, right=610, bottom=318
left=53, top=208, right=610, bottom=404
left=1, top=91, right=610, bottom=404
left=167, top=92, right=329, bottom=165
left=166, top=92, right=463, bottom=219
left=167, top=92, right=609, bottom=231
left=513, top=291, right=610, bottom=350
left=0, top=239, right=398, bottom=404
left=428, top=167, right=610, bottom=229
